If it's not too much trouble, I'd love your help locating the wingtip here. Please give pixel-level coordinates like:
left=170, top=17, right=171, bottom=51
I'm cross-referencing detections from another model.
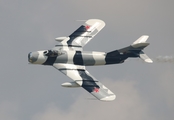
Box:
left=100, top=95, right=116, bottom=101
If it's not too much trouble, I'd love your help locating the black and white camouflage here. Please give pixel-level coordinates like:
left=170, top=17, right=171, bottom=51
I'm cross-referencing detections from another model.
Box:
left=28, top=19, right=153, bottom=101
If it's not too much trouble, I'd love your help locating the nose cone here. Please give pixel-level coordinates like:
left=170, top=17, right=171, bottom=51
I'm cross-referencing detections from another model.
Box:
left=28, top=52, right=39, bottom=63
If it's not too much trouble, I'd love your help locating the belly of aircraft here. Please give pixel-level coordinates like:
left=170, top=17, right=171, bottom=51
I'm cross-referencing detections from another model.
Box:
left=55, top=51, right=106, bottom=66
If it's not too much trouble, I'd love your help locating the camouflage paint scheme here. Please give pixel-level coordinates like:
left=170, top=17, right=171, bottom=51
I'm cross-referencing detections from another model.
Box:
left=28, top=19, right=152, bottom=101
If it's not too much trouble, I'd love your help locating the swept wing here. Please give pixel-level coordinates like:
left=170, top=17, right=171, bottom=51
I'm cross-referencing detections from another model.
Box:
left=58, top=19, right=105, bottom=50
left=53, top=63, right=116, bottom=101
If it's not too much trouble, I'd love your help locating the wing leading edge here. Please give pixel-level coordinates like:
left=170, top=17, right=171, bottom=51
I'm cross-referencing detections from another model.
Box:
left=53, top=63, right=116, bottom=101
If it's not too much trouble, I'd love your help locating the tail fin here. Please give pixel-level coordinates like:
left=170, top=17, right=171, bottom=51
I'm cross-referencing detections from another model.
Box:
left=132, top=35, right=149, bottom=44
left=118, top=35, right=153, bottom=63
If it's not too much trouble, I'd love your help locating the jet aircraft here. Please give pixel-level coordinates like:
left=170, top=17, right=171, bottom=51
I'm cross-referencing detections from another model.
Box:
left=28, top=19, right=153, bottom=101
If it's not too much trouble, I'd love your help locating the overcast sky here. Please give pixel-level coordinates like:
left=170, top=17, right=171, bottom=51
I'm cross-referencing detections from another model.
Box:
left=0, top=0, right=174, bottom=120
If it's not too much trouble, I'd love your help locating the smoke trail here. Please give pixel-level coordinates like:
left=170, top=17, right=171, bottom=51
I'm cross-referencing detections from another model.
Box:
left=154, top=56, right=174, bottom=63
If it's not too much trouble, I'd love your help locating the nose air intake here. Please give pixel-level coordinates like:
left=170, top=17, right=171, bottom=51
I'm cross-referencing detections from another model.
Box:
left=28, top=52, right=39, bottom=63
left=28, top=52, right=32, bottom=62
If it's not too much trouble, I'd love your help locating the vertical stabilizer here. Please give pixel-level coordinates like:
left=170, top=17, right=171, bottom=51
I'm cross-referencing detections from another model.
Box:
left=132, top=35, right=153, bottom=63
left=117, top=35, right=153, bottom=63
left=132, top=35, right=149, bottom=45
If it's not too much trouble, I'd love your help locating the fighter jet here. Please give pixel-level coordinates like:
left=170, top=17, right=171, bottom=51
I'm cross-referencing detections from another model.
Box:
left=28, top=19, right=153, bottom=101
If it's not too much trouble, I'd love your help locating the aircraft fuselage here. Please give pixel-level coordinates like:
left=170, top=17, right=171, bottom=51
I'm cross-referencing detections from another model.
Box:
left=28, top=50, right=127, bottom=66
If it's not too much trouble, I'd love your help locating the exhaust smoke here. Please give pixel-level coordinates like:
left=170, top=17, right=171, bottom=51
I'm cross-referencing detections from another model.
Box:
left=154, top=56, right=174, bottom=63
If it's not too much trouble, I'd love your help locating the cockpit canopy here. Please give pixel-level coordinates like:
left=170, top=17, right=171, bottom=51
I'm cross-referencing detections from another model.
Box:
left=43, top=50, right=62, bottom=57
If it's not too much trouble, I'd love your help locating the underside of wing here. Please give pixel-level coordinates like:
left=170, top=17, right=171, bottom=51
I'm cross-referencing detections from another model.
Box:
left=59, top=19, right=105, bottom=49
left=53, top=63, right=116, bottom=101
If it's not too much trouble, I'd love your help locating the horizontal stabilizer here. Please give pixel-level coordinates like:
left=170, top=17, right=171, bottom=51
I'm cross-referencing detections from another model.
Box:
left=139, top=51, right=153, bottom=63
left=117, top=35, right=153, bottom=63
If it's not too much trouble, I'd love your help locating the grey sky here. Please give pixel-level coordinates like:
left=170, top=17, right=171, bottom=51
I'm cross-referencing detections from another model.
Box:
left=0, top=0, right=174, bottom=120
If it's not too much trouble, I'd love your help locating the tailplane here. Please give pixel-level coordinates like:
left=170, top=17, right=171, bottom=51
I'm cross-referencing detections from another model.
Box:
left=118, top=35, right=153, bottom=63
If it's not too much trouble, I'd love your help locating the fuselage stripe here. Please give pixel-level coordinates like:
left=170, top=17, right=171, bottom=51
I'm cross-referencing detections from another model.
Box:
left=73, top=51, right=84, bottom=65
